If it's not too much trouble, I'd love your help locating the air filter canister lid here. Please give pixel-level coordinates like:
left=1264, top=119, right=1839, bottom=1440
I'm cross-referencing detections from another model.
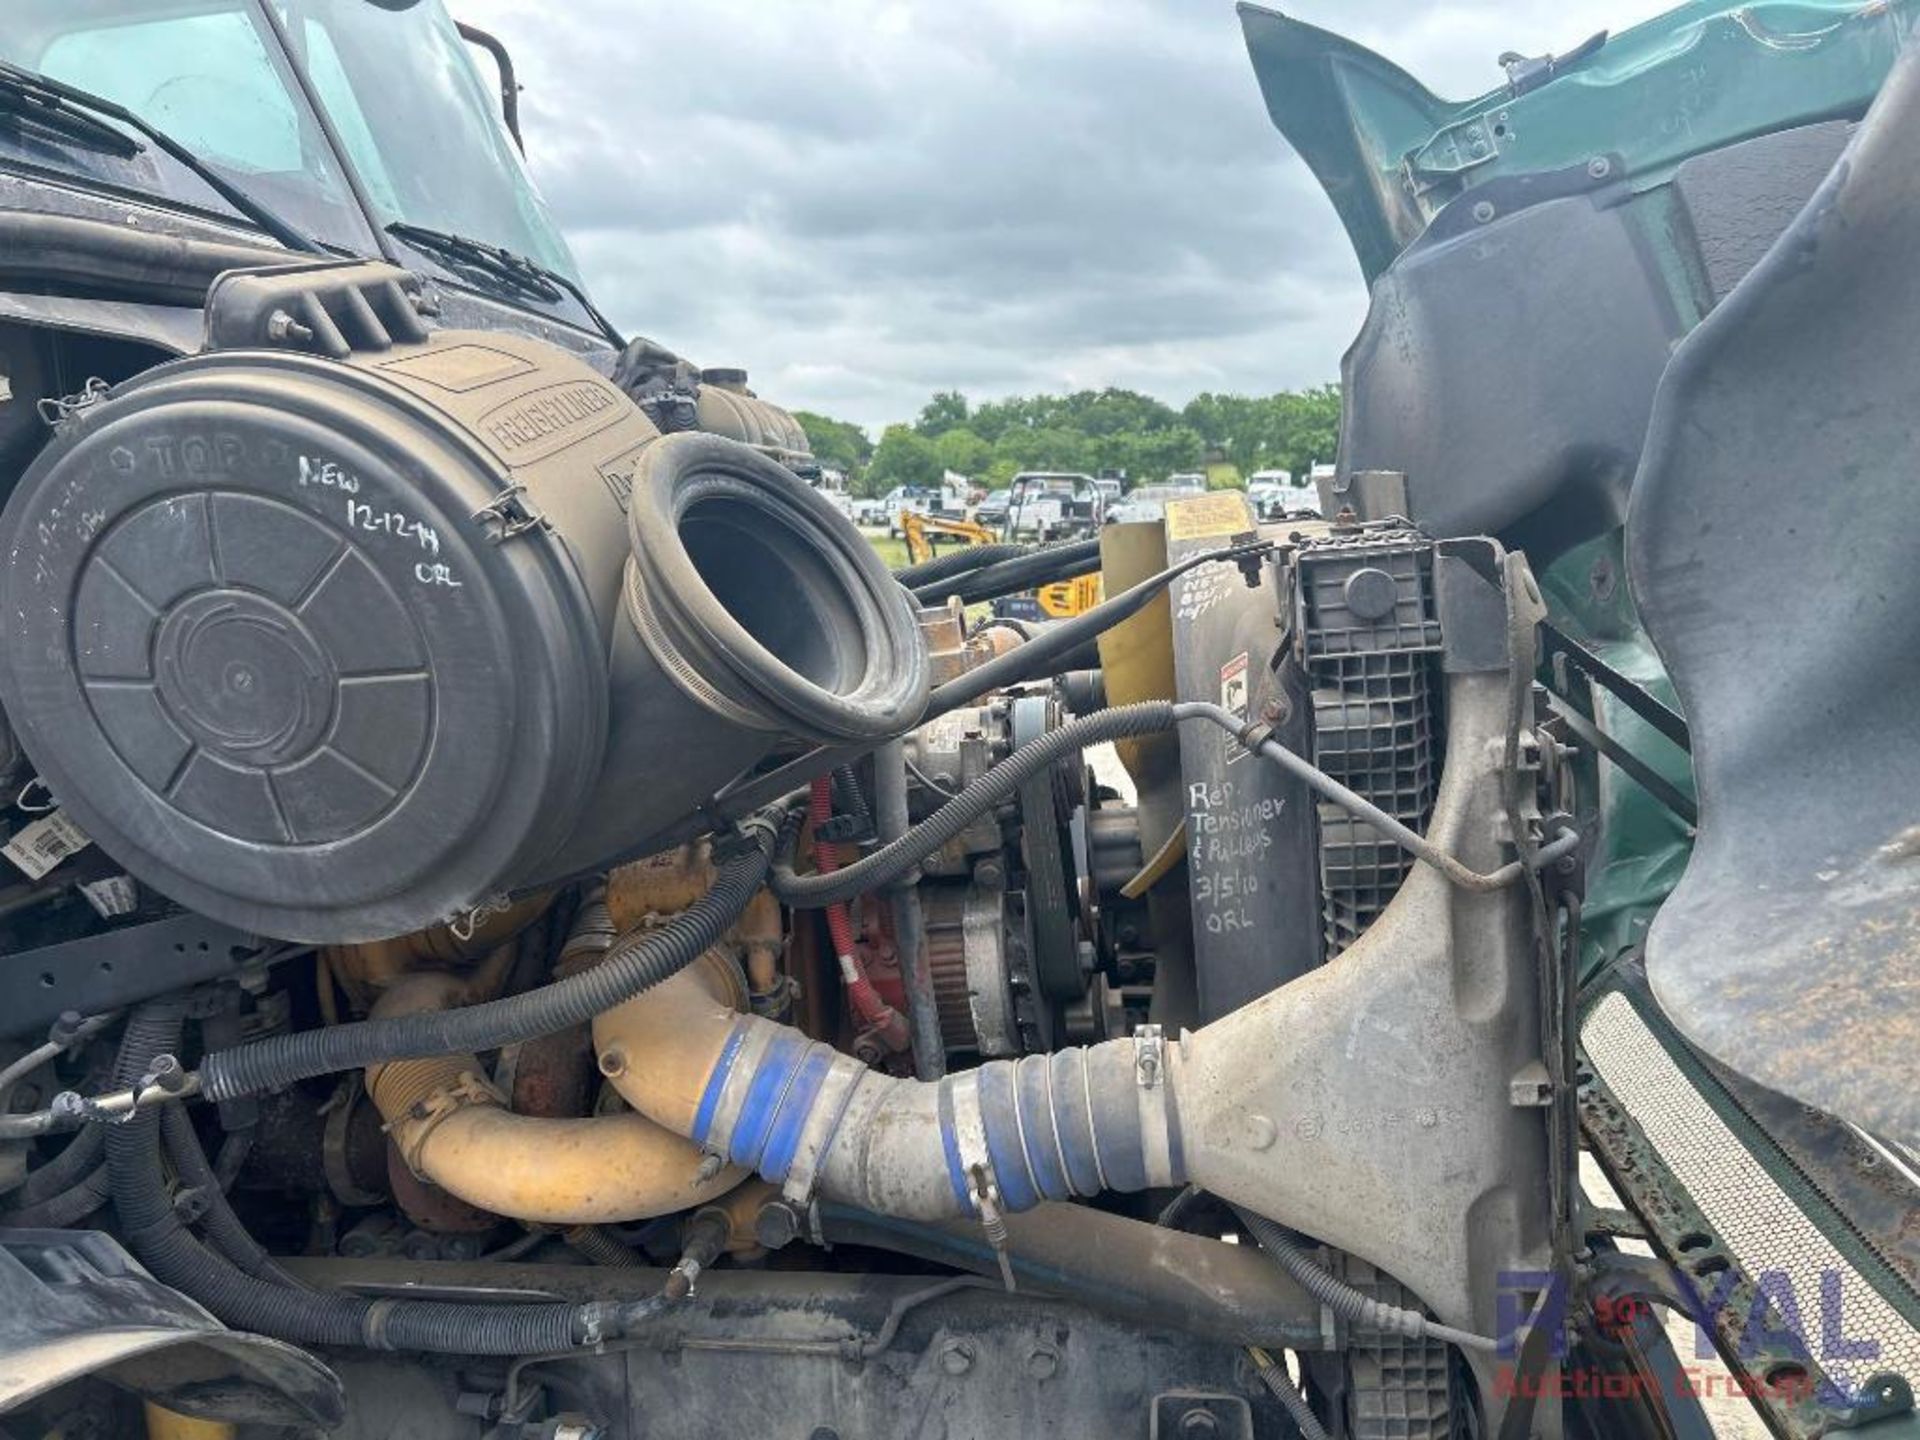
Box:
left=0, top=335, right=635, bottom=942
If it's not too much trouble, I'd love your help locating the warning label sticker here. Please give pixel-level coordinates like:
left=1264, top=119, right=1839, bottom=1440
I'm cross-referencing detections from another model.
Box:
left=1220, top=652, right=1250, bottom=765
left=1164, top=491, right=1250, bottom=542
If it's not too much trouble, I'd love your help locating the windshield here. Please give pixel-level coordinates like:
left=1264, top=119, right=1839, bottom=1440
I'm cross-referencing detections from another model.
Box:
left=0, top=0, right=582, bottom=285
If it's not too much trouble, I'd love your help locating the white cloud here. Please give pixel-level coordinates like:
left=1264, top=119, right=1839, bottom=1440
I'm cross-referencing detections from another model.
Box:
left=454, top=0, right=1674, bottom=428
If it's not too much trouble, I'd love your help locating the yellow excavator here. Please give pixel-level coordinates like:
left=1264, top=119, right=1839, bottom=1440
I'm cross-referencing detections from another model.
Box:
left=900, top=511, right=1101, bottom=618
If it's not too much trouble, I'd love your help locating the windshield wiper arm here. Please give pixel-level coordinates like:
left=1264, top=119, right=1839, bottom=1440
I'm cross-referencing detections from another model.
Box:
left=0, top=68, right=139, bottom=159
left=386, top=221, right=623, bottom=344
left=0, top=61, right=322, bottom=254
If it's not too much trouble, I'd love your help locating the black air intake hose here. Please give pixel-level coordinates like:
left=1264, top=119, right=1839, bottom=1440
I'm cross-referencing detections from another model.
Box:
left=200, top=809, right=791, bottom=1101
left=108, top=1006, right=652, bottom=1354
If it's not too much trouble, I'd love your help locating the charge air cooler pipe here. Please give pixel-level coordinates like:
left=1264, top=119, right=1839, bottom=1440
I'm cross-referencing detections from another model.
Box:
left=594, top=977, right=1181, bottom=1222
left=366, top=955, right=750, bottom=1225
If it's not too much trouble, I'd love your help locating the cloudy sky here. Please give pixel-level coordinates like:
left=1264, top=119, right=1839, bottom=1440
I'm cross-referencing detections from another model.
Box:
left=455, top=0, right=1669, bottom=430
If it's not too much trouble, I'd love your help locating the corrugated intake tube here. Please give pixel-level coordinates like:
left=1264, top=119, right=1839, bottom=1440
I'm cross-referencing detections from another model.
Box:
left=199, top=808, right=791, bottom=1102
left=107, top=1004, right=666, bottom=1353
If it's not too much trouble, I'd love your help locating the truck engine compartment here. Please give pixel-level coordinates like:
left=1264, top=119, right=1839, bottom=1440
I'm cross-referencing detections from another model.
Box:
left=0, top=2, right=1917, bottom=1438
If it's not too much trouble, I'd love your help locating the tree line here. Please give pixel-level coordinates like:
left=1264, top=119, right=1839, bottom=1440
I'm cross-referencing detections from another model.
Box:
left=793, top=384, right=1339, bottom=498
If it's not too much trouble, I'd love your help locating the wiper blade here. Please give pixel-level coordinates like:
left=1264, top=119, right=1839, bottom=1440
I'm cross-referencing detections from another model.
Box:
left=0, top=68, right=139, bottom=159
left=387, top=220, right=562, bottom=302
left=386, top=221, right=623, bottom=344
left=0, top=61, right=322, bottom=254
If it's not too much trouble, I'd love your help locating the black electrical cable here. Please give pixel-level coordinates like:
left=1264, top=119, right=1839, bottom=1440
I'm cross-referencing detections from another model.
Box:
left=907, top=538, right=1104, bottom=605
left=893, top=541, right=1033, bottom=589
left=0, top=1161, right=109, bottom=1227
left=831, top=764, right=874, bottom=835
left=161, top=1102, right=294, bottom=1284
left=918, top=546, right=1105, bottom=607
left=199, top=807, right=793, bottom=1102
left=1232, top=1204, right=1500, bottom=1353
left=1246, top=1345, right=1332, bottom=1440
left=7, top=1124, right=103, bottom=1204
left=107, top=1004, right=657, bottom=1355
left=776, top=697, right=1577, bottom=909
left=773, top=702, right=1177, bottom=908
left=919, top=541, right=1270, bottom=723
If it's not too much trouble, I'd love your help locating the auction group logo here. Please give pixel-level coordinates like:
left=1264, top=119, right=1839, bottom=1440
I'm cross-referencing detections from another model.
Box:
left=1493, top=1267, right=1895, bottom=1408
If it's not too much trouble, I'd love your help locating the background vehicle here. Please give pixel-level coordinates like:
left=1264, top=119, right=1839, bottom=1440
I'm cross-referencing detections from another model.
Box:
left=974, top=487, right=1013, bottom=528
left=0, top=3, right=1913, bottom=1440
left=1003, top=470, right=1104, bottom=539
left=1246, top=469, right=1295, bottom=519
left=878, top=484, right=941, bottom=537
left=1107, top=483, right=1195, bottom=525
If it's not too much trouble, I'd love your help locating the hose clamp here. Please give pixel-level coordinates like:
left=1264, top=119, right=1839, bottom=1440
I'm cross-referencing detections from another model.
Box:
left=1133, top=1024, right=1165, bottom=1088
left=385, top=1070, right=504, bottom=1177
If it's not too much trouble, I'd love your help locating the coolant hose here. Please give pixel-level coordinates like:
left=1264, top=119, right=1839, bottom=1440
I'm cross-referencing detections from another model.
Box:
left=199, top=808, right=791, bottom=1101
left=1232, top=1205, right=1499, bottom=1353
left=773, top=702, right=1177, bottom=908
left=106, top=1005, right=660, bottom=1354
left=595, top=980, right=1181, bottom=1222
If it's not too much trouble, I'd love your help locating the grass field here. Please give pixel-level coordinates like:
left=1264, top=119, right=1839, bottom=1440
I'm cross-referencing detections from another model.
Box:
left=863, top=531, right=911, bottom=568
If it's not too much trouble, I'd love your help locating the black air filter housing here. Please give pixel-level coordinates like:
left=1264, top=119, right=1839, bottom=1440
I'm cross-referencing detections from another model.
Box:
left=0, top=286, right=924, bottom=942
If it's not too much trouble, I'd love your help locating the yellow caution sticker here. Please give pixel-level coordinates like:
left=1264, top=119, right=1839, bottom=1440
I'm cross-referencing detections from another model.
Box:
left=1164, top=491, right=1250, bottom=541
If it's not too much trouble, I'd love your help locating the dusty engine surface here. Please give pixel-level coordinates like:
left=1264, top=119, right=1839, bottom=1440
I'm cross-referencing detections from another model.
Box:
left=0, top=265, right=1573, bottom=1440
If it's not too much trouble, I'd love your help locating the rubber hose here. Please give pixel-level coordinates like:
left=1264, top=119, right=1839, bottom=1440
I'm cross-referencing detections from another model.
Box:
left=914, top=542, right=1105, bottom=607
left=10, top=1125, right=104, bottom=1204
left=1233, top=1205, right=1500, bottom=1353
left=160, top=1103, right=293, bottom=1284
left=107, top=1007, right=640, bottom=1355
left=773, top=702, right=1175, bottom=908
left=892, top=541, right=1032, bottom=588
left=200, top=810, right=791, bottom=1102
left=919, top=545, right=1251, bottom=721
left=0, top=1162, right=110, bottom=1226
